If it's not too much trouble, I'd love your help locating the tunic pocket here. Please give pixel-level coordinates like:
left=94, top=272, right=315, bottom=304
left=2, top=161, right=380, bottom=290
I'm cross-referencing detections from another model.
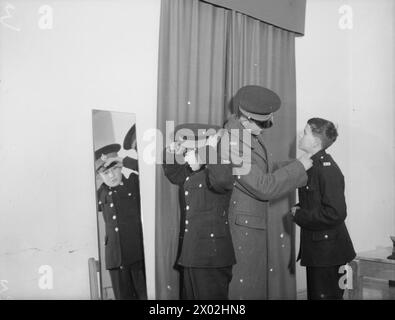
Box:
left=234, top=213, right=266, bottom=230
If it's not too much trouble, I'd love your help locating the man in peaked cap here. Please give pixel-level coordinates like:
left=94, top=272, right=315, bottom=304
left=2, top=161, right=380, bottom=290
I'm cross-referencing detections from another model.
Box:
left=95, top=139, right=146, bottom=300
left=221, top=85, right=313, bottom=299
left=162, top=123, right=236, bottom=300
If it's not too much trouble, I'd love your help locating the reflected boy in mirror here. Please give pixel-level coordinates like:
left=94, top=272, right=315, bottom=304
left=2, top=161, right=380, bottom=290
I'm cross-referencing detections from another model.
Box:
left=95, top=133, right=147, bottom=300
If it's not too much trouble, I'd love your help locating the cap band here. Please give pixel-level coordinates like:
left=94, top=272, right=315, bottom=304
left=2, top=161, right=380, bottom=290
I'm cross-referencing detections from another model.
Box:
left=239, top=106, right=273, bottom=122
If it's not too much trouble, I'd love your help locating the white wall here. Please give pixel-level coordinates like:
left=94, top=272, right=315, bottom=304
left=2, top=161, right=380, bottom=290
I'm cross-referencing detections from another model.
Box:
left=295, top=0, right=394, bottom=294
left=0, top=0, right=160, bottom=299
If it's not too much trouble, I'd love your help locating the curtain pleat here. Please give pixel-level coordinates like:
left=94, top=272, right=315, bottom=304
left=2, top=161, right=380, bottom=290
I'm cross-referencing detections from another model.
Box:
left=156, top=0, right=229, bottom=299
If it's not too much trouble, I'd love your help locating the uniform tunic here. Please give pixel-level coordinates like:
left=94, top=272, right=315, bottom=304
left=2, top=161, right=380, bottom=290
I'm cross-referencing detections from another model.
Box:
left=163, top=146, right=236, bottom=299
left=294, top=149, right=356, bottom=299
left=223, top=115, right=307, bottom=299
left=97, top=157, right=146, bottom=299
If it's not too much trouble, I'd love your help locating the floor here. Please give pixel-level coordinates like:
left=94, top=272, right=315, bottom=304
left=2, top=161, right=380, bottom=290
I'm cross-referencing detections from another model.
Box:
left=298, top=277, right=395, bottom=300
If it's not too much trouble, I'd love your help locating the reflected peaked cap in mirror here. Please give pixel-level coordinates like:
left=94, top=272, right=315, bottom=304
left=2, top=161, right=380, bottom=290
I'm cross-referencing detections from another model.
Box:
left=123, top=124, right=136, bottom=150
left=94, top=143, right=121, bottom=171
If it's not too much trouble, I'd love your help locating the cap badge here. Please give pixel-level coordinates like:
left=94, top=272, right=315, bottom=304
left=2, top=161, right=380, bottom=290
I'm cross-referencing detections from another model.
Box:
left=101, top=154, right=108, bottom=161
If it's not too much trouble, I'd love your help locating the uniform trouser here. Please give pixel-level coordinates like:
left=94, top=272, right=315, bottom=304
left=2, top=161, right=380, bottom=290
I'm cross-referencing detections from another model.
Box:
left=180, top=266, right=233, bottom=300
left=109, top=260, right=147, bottom=300
left=306, top=265, right=345, bottom=300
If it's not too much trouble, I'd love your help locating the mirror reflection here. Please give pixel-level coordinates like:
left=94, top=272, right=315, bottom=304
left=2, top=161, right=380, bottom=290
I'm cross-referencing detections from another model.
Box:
left=92, top=110, right=147, bottom=300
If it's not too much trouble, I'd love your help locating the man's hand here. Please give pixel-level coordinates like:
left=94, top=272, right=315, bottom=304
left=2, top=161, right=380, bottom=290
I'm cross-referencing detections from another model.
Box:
left=291, top=206, right=300, bottom=216
left=298, top=152, right=313, bottom=171
left=168, top=141, right=186, bottom=155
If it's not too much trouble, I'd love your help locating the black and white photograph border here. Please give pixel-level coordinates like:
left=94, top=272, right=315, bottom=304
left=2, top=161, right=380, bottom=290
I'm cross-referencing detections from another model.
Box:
left=0, top=0, right=394, bottom=306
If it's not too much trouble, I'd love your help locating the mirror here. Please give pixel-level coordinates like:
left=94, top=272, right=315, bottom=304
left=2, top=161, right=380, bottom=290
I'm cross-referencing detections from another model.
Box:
left=92, top=110, right=147, bottom=300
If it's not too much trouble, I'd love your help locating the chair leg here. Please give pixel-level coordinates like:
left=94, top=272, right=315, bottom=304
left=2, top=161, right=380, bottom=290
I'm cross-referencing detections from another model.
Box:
left=88, top=257, right=100, bottom=300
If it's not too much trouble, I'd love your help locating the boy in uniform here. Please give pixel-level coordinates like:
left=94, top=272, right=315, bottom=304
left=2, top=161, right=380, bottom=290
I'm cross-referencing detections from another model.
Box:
left=162, top=123, right=236, bottom=300
left=292, top=118, right=356, bottom=300
left=95, top=142, right=147, bottom=300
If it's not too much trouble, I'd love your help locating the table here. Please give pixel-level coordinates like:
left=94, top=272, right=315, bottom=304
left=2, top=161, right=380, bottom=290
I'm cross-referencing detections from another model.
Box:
left=349, top=247, right=395, bottom=299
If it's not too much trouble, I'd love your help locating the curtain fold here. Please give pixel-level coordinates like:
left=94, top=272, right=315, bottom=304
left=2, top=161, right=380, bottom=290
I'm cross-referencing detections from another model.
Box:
left=226, top=11, right=297, bottom=299
left=156, top=0, right=229, bottom=299
left=156, top=0, right=297, bottom=299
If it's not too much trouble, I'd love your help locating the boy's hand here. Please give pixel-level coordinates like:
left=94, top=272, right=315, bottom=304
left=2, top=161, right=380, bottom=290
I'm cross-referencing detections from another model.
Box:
left=103, top=156, right=123, bottom=168
left=206, top=133, right=220, bottom=148
left=205, top=129, right=225, bottom=148
left=184, top=149, right=202, bottom=171
left=95, top=174, right=103, bottom=190
left=291, top=206, right=300, bottom=216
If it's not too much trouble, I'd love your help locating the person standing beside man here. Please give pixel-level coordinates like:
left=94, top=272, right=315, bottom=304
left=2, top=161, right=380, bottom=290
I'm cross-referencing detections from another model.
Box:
left=291, top=118, right=355, bottom=300
left=162, top=123, right=236, bottom=300
left=222, top=85, right=313, bottom=299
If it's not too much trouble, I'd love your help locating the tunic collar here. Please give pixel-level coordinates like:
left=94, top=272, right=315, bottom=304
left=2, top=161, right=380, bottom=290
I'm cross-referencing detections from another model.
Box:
left=311, top=149, right=327, bottom=164
left=224, top=115, right=254, bottom=149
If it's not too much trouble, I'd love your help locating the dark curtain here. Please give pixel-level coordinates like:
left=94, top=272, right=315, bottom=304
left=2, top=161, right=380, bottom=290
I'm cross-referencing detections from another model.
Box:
left=156, top=0, right=298, bottom=299
left=226, top=11, right=298, bottom=300
left=155, top=0, right=229, bottom=299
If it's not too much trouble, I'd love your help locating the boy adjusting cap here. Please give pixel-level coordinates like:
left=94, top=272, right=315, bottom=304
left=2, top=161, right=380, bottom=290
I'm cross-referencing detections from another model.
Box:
left=95, top=143, right=121, bottom=171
